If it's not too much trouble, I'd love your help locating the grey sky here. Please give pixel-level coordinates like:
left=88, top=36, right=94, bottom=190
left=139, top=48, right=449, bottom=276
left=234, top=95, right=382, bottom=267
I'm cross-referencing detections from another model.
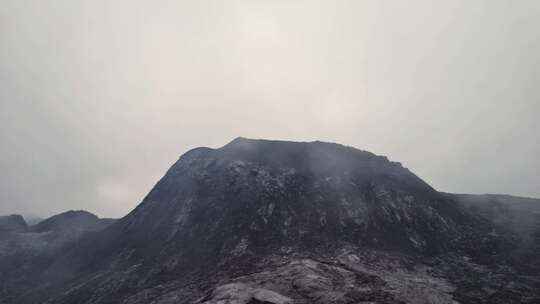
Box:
left=1, top=0, right=539, bottom=218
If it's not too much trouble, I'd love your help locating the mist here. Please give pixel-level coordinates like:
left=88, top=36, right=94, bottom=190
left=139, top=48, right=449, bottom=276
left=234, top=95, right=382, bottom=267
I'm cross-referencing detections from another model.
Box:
left=1, top=0, right=539, bottom=218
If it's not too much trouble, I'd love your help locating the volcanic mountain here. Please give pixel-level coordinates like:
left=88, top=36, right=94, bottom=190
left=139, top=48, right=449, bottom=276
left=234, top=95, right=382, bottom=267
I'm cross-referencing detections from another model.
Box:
left=0, top=215, right=28, bottom=233
left=1, top=138, right=539, bottom=304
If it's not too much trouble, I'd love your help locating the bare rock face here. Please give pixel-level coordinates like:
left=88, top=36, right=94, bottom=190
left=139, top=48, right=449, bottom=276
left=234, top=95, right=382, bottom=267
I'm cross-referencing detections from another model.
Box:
left=199, top=283, right=293, bottom=304
left=1, top=138, right=539, bottom=304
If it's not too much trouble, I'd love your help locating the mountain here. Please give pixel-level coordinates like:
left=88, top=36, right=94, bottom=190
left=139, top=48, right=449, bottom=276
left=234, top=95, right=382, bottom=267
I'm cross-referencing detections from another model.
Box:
left=31, top=210, right=115, bottom=233
left=0, top=215, right=28, bottom=233
left=0, top=210, right=116, bottom=303
left=1, top=138, right=539, bottom=304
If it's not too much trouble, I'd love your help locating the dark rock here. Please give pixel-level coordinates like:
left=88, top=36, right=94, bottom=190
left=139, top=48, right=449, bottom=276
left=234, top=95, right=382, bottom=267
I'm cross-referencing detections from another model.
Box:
left=0, top=210, right=116, bottom=303
left=0, top=215, right=27, bottom=233
left=1, top=138, right=539, bottom=304
left=31, top=210, right=113, bottom=233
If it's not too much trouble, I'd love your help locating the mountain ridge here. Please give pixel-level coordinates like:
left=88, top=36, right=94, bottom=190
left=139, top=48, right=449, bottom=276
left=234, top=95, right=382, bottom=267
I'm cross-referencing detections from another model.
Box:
left=0, top=214, right=28, bottom=233
left=1, top=138, right=539, bottom=304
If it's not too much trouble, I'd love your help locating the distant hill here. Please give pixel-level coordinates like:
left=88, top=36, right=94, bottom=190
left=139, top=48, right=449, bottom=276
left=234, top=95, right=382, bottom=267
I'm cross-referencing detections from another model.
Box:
left=31, top=210, right=114, bottom=233
left=0, top=215, right=27, bottom=233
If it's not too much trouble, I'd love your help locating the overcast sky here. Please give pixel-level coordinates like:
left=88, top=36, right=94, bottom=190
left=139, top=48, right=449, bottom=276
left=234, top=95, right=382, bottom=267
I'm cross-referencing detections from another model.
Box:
left=1, top=0, right=539, bottom=218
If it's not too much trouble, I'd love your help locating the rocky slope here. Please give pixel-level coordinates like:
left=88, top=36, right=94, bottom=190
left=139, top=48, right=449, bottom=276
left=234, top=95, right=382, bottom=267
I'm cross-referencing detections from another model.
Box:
left=0, top=211, right=116, bottom=303
left=1, top=138, right=539, bottom=304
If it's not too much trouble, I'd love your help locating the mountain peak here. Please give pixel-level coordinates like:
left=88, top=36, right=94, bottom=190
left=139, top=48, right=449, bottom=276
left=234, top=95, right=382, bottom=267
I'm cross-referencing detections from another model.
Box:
left=32, top=210, right=108, bottom=233
left=224, top=137, right=362, bottom=151
left=0, top=214, right=28, bottom=232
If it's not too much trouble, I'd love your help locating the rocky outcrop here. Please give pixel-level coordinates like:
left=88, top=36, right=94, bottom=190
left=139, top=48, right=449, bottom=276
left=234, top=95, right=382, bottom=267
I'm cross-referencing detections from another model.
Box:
left=199, top=283, right=293, bottom=304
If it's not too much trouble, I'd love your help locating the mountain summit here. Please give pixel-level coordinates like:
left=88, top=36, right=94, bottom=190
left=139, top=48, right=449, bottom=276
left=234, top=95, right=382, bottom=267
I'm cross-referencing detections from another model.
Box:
left=0, top=215, right=27, bottom=233
left=1, top=138, right=539, bottom=304
left=118, top=137, right=483, bottom=259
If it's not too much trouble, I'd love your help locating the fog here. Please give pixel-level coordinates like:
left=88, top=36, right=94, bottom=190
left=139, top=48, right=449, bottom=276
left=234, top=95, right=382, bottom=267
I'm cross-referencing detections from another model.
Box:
left=1, top=0, right=539, bottom=218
